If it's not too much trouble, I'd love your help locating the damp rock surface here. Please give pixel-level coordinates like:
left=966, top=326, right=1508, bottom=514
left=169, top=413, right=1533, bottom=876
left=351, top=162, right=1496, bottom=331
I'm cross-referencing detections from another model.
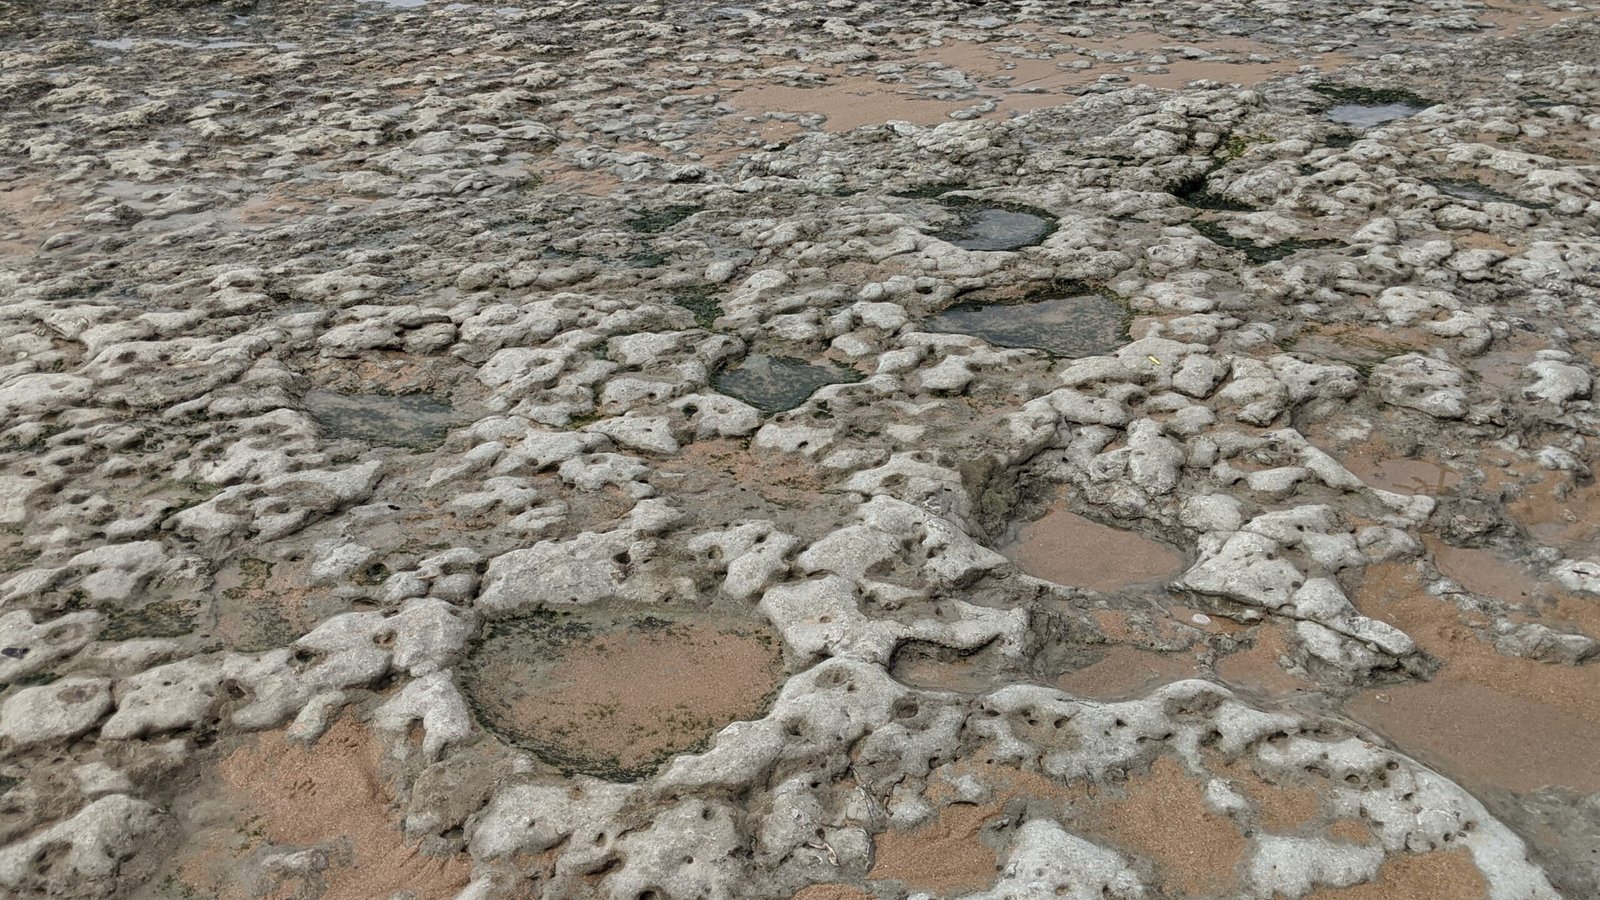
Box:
left=925, top=292, right=1128, bottom=358
left=304, top=390, right=462, bottom=449
left=711, top=354, right=857, bottom=413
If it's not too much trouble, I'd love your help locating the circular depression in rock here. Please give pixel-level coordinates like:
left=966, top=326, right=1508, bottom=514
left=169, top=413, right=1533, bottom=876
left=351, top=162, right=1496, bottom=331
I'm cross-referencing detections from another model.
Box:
left=925, top=292, right=1128, bottom=358
left=459, top=613, right=784, bottom=780
left=712, top=353, right=857, bottom=413
left=933, top=203, right=1055, bottom=251
left=303, top=390, right=462, bottom=449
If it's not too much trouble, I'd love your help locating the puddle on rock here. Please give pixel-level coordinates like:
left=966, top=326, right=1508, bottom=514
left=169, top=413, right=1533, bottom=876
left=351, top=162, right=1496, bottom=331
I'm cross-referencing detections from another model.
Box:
left=931, top=201, right=1055, bottom=251
left=459, top=613, right=782, bottom=780
left=1318, top=86, right=1432, bottom=127
left=1188, top=219, right=1341, bottom=264
left=711, top=354, right=857, bottom=414
left=1426, top=539, right=1543, bottom=604
left=1343, top=454, right=1461, bottom=496
left=1001, top=503, right=1185, bottom=593
left=1508, top=478, right=1600, bottom=555
left=925, top=292, right=1128, bottom=359
left=304, top=390, right=461, bottom=450
left=1325, top=101, right=1428, bottom=127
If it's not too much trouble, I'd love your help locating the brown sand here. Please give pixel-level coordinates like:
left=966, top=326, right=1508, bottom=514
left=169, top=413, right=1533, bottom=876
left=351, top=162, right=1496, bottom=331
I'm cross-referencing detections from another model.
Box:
left=728, top=79, right=971, bottom=130
left=1347, top=562, right=1600, bottom=793
left=1508, top=477, right=1600, bottom=555
left=1084, top=755, right=1247, bottom=894
left=1217, top=623, right=1317, bottom=698
left=891, top=647, right=1001, bottom=693
left=480, top=622, right=781, bottom=770
left=1003, top=505, right=1185, bottom=593
left=1478, top=0, right=1588, bottom=35
left=211, top=557, right=311, bottom=652
left=871, top=755, right=1101, bottom=893
left=1056, top=645, right=1204, bottom=699
left=868, top=800, right=1003, bottom=893
left=1216, top=758, right=1324, bottom=833
left=1306, top=849, right=1490, bottom=900
left=0, top=182, right=68, bottom=259
left=211, top=718, right=471, bottom=900
left=663, top=437, right=826, bottom=506
left=722, top=31, right=1355, bottom=133
left=1328, top=819, right=1375, bottom=844
left=1256, top=785, right=1321, bottom=834
left=792, top=886, right=875, bottom=900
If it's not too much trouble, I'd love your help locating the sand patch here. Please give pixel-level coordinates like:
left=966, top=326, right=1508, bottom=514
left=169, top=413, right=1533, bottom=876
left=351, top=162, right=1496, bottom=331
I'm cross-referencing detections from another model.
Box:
left=196, top=717, right=471, bottom=900
left=0, top=181, right=70, bottom=260
left=1347, top=562, right=1600, bottom=793
left=461, top=615, right=782, bottom=778
left=1328, top=818, right=1376, bottom=844
left=1082, top=754, right=1247, bottom=894
left=890, top=641, right=1010, bottom=693
left=662, top=437, right=827, bottom=507
left=871, top=755, right=1094, bottom=892
left=1478, top=0, right=1589, bottom=35
left=1002, top=503, right=1184, bottom=593
left=1056, top=645, right=1205, bottom=699
left=868, top=800, right=1003, bottom=893
left=1222, top=760, right=1324, bottom=833
left=1217, top=623, right=1317, bottom=698
left=1306, top=848, right=1490, bottom=899
left=727, top=78, right=971, bottom=130
left=211, top=557, right=312, bottom=652
left=1507, top=476, right=1600, bottom=556
left=720, top=30, right=1354, bottom=133
left=792, top=886, right=875, bottom=900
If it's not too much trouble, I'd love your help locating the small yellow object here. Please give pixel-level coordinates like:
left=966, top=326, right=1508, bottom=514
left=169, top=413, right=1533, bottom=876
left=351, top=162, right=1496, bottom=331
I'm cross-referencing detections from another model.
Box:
left=1147, top=355, right=1161, bottom=365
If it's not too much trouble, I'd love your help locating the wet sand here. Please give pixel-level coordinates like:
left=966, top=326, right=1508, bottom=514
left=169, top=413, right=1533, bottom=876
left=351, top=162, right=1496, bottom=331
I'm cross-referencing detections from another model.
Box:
left=1082, top=755, right=1247, bottom=894
left=189, top=717, right=472, bottom=900
left=1306, top=849, right=1489, bottom=899
left=1508, top=477, right=1600, bottom=555
left=1217, top=622, right=1317, bottom=698
left=1003, top=503, right=1185, bottom=593
left=1056, top=645, right=1205, bottom=699
left=1427, top=539, right=1542, bottom=604
left=723, top=31, right=1357, bottom=132
left=867, top=800, right=1002, bottom=893
left=791, top=886, right=875, bottom=900
left=1346, top=562, right=1600, bottom=794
